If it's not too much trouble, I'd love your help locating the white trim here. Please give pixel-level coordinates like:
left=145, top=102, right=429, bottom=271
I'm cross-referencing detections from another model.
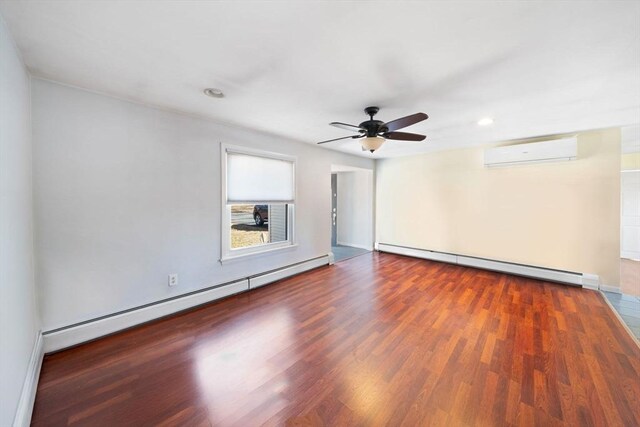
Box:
left=13, top=332, right=44, bottom=427
left=600, top=284, right=622, bottom=294
left=377, top=244, right=457, bottom=264
left=43, top=280, right=248, bottom=353
left=377, top=243, right=589, bottom=286
left=249, top=255, right=329, bottom=289
left=220, top=243, right=299, bottom=264
left=220, top=143, right=297, bottom=262
left=582, top=273, right=600, bottom=290
left=335, top=241, right=374, bottom=251
left=328, top=252, right=335, bottom=265
left=457, top=255, right=582, bottom=285
left=331, top=164, right=374, bottom=173
left=621, top=251, right=640, bottom=261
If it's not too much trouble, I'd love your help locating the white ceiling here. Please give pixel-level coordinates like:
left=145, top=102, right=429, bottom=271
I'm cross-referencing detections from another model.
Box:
left=1, top=1, right=639, bottom=158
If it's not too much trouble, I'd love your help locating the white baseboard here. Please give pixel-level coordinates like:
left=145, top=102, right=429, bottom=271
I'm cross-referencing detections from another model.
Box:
left=377, top=243, right=591, bottom=287
left=581, top=273, right=600, bottom=290
left=249, top=255, right=329, bottom=289
left=335, top=241, right=374, bottom=251
left=377, top=244, right=457, bottom=264
left=43, top=255, right=331, bottom=353
left=13, top=331, right=44, bottom=427
left=621, top=251, right=640, bottom=261
left=600, top=284, right=622, bottom=294
left=457, top=255, right=583, bottom=285
left=328, top=252, right=335, bottom=265
left=43, top=280, right=248, bottom=353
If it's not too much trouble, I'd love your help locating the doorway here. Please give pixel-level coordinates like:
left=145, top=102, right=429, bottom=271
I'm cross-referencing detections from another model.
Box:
left=330, top=165, right=374, bottom=263
left=620, top=170, right=640, bottom=296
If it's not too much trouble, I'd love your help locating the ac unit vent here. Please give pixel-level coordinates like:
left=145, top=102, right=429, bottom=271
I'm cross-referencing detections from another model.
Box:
left=484, top=137, right=577, bottom=167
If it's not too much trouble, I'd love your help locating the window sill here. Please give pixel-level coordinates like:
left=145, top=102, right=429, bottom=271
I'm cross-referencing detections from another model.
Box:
left=220, top=243, right=299, bottom=265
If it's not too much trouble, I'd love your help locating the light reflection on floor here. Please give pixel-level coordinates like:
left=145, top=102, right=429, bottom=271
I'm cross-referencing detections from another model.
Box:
left=195, top=307, right=295, bottom=424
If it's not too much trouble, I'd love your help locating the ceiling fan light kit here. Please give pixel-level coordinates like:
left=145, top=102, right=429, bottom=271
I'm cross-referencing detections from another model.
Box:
left=361, top=136, right=385, bottom=152
left=317, top=106, right=428, bottom=153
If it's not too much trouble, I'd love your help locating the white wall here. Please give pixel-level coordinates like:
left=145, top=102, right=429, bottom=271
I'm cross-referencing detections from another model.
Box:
left=336, top=171, right=374, bottom=250
left=0, top=16, right=40, bottom=427
left=621, top=171, right=640, bottom=260
left=31, top=79, right=374, bottom=331
left=376, top=129, right=621, bottom=287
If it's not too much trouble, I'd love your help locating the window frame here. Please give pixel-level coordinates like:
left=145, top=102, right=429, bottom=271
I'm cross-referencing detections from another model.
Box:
left=220, top=144, right=297, bottom=263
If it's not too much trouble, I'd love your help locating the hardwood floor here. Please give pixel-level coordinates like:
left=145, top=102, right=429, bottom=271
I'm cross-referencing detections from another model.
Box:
left=32, top=252, right=640, bottom=426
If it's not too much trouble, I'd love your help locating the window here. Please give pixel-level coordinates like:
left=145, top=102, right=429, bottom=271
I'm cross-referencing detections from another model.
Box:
left=221, top=145, right=295, bottom=261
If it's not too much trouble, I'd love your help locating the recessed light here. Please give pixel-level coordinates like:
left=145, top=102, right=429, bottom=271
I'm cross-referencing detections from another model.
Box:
left=204, top=88, right=224, bottom=98
left=477, top=117, right=494, bottom=126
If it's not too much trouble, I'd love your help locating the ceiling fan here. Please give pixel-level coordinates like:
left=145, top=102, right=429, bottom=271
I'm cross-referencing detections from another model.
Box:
left=317, top=106, right=428, bottom=153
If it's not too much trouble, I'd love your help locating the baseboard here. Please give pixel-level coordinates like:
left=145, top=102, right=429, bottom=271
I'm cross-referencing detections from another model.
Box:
left=621, top=251, right=640, bottom=261
left=43, top=280, right=248, bottom=353
left=457, top=255, right=584, bottom=285
left=581, top=273, right=600, bottom=290
left=377, top=243, right=591, bottom=287
left=249, top=255, right=329, bottom=289
left=43, top=255, right=331, bottom=353
left=377, top=244, right=457, bottom=264
left=600, top=284, right=622, bottom=294
left=13, top=331, right=44, bottom=427
left=335, top=241, right=374, bottom=251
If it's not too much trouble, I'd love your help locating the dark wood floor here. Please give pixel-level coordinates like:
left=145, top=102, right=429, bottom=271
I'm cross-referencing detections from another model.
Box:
left=32, top=252, right=640, bottom=426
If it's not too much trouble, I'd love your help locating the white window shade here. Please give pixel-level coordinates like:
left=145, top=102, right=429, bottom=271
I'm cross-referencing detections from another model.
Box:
left=226, top=151, right=294, bottom=203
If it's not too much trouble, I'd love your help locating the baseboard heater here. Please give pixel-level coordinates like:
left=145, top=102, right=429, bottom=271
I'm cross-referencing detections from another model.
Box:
left=43, top=254, right=330, bottom=353
left=376, top=243, right=596, bottom=287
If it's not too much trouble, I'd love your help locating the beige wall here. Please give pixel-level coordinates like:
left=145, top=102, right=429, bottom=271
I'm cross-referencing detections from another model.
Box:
left=376, top=129, right=621, bottom=286
left=622, top=152, right=640, bottom=171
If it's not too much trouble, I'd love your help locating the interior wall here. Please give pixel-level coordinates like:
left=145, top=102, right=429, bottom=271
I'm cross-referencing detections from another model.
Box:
left=621, top=171, right=640, bottom=260
left=622, top=152, right=640, bottom=171
left=0, top=16, right=40, bottom=426
left=336, top=171, right=374, bottom=250
left=31, top=79, right=374, bottom=331
left=376, top=129, right=621, bottom=287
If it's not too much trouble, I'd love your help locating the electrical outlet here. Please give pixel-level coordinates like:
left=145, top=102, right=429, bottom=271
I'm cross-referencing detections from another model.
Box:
left=168, top=274, right=178, bottom=287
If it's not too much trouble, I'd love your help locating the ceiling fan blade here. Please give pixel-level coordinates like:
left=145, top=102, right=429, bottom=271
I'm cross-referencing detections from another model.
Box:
left=382, top=131, right=426, bottom=141
left=316, top=135, right=363, bottom=145
left=383, top=112, right=428, bottom=132
left=330, top=122, right=364, bottom=132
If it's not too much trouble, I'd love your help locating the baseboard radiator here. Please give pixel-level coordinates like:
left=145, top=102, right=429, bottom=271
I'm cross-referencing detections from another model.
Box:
left=43, top=254, right=330, bottom=353
left=376, top=243, right=597, bottom=288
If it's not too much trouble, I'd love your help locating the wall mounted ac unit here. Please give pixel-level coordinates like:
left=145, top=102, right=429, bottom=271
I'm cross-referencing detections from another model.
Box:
left=484, top=136, right=577, bottom=167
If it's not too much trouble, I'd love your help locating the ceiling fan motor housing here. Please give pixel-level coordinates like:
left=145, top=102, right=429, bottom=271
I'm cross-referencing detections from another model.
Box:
left=360, top=120, right=386, bottom=136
